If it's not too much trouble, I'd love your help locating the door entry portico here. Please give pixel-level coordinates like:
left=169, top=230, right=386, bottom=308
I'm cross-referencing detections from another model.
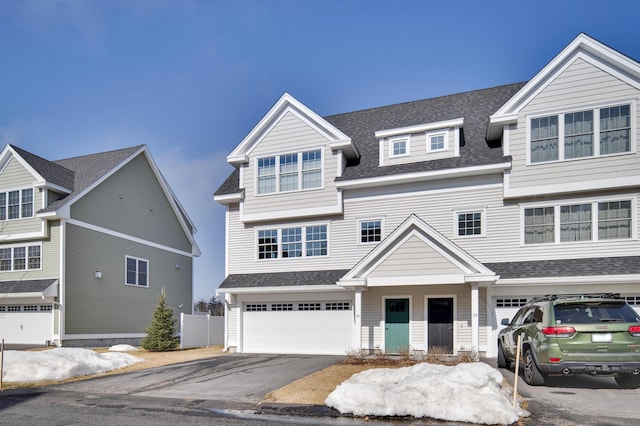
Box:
left=385, top=298, right=409, bottom=353
left=428, top=297, right=454, bottom=353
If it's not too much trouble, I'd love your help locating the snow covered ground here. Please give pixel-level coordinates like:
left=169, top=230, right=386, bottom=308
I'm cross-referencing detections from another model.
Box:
left=326, top=361, right=530, bottom=425
left=1, top=346, right=142, bottom=383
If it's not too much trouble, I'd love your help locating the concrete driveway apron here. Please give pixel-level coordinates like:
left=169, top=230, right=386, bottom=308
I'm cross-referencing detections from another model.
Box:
left=53, top=353, right=342, bottom=408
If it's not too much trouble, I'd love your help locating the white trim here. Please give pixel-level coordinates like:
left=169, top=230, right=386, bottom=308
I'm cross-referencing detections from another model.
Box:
left=453, top=208, right=487, bottom=239
left=67, top=218, right=195, bottom=257
left=59, top=219, right=67, bottom=342
left=216, top=284, right=350, bottom=295
left=224, top=207, right=230, bottom=277
left=503, top=125, right=510, bottom=156
left=367, top=274, right=465, bottom=286
left=336, top=149, right=343, bottom=178
left=214, top=192, right=243, bottom=204
left=382, top=295, right=413, bottom=352
left=0, top=230, right=47, bottom=242
left=505, top=175, right=640, bottom=199
left=426, top=130, right=449, bottom=153
left=335, top=163, right=511, bottom=190
left=375, top=118, right=464, bottom=138
left=240, top=201, right=343, bottom=223
left=63, top=333, right=146, bottom=340
left=378, top=139, right=384, bottom=166
left=389, top=135, right=411, bottom=158
left=344, top=182, right=503, bottom=203
left=357, top=217, right=385, bottom=245
left=454, top=128, right=460, bottom=157
left=425, top=294, right=457, bottom=354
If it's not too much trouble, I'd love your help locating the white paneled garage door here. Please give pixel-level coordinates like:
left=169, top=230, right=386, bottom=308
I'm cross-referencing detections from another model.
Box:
left=242, top=301, right=353, bottom=355
left=0, top=304, right=53, bottom=345
left=489, top=297, right=529, bottom=358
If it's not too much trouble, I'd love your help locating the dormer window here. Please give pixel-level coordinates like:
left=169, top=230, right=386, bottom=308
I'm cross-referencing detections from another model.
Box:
left=257, top=150, right=322, bottom=195
left=389, top=136, right=409, bottom=157
left=427, top=131, right=448, bottom=152
left=0, top=188, right=33, bottom=220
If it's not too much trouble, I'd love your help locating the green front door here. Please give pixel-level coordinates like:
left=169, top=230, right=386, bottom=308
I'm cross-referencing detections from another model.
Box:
left=385, top=298, right=409, bottom=353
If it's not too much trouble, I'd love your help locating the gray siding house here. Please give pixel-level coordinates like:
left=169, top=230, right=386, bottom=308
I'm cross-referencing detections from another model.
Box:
left=214, top=33, right=640, bottom=357
left=0, top=144, right=199, bottom=347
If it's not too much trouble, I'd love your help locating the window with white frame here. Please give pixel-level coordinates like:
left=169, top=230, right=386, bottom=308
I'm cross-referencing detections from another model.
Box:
left=256, top=149, right=322, bottom=194
left=523, top=199, right=633, bottom=244
left=456, top=211, right=484, bottom=237
left=390, top=136, right=409, bottom=157
left=0, top=244, right=41, bottom=271
left=257, top=224, right=328, bottom=260
left=125, top=256, right=148, bottom=287
left=0, top=188, right=33, bottom=220
left=360, top=219, right=382, bottom=243
left=529, top=103, right=632, bottom=164
left=427, top=131, right=448, bottom=152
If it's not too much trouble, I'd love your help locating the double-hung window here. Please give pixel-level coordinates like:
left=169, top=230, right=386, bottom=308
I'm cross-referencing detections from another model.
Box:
left=523, top=199, right=633, bottom=244
left=0, top=188, right=33, bottom=220
left=529, top=103, right=632, bottom=163
left=256, top=150, right=322, bottom=194
left=257, top=224, right=328, bottom=259
left=126, top=256, right=148, bottom=287
left=0, top=244, right=42, bottom=271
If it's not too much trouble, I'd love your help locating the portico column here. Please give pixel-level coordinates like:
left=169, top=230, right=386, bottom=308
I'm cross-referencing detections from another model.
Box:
left=354, top=288, right=362, bottom=350
left=471, top=283, right=479, bottom=357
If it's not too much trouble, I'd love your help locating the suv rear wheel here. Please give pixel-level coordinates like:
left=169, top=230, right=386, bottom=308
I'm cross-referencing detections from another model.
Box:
left=497, top=342, right=508, bottom=369
left=615, top=375, right=640, bottom=389
left=523, top=348, right=546, bottom=386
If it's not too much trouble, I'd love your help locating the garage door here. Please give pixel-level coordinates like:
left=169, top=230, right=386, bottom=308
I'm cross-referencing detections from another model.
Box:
left=489, top=297, right=529, bottom=358
left=242, top=301, right=353, bottom=355
left=0, top=304, right=53, bottom=345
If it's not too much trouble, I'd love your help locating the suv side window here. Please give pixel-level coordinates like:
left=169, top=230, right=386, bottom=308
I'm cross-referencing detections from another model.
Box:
left=532, top=307, right=543, bottom=323
left=510, top=307, right=529, bottom=326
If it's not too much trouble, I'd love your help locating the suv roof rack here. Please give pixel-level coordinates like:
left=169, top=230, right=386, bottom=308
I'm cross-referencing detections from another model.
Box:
left=530, top=293, right=621, bottom=303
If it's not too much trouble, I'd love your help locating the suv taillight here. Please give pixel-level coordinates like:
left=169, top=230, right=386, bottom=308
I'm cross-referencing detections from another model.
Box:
left=542, top=326, right=576, bottom=337
left=629, top=326, right=640, bottom=337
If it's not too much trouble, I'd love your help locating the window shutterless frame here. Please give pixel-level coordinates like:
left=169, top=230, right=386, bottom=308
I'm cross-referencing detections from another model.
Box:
left=125, top=255, right=149, bottom=287
left=389, top=135, right=410, bottom=158
left=255, top=148, right=323, bottom=195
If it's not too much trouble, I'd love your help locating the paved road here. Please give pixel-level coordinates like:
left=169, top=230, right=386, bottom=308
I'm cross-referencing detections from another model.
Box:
left=53, top=353, right=343, bottom=409
left=498, top=365, right=640, bottom=425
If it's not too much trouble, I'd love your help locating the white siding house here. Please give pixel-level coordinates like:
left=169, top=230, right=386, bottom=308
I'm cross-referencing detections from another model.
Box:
left=215, top=33, right=640, bottom=357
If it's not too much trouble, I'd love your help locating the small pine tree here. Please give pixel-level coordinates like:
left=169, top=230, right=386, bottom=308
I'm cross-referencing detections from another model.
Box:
left=142, top=288, right=180, bottom=351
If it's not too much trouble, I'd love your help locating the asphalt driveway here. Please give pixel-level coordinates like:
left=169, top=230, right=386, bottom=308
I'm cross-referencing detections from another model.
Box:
left=52, top=353, right=343, bottom=409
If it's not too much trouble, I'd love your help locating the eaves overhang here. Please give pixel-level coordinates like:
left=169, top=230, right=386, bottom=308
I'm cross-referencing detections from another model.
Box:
left=214, top=191, right=244, bottom=205
left=335, top=162, right=511, bottom=191
left=375, top=118, right=465, bottom=139
left=494, top=274, right=640, bottom=287
left=215, top=284, right=351, bottom=295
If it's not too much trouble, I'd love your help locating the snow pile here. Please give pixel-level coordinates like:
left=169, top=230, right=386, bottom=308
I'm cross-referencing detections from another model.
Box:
left=1, top=348, right=143, bottom=383
left=108, top=344, right=139, bottom=352
left=325, top=362, right=529, bottom=425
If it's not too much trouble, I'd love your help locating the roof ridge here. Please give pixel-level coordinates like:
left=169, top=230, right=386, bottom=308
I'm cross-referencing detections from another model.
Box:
left=323, top=81, right=528, bottom=119
left=54, top=145, right=144, bottom=163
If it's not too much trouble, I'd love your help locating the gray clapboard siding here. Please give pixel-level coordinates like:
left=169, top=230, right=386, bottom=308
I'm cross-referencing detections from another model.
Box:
left=242, top=112, right=340, bottom=218
left=70, top=154, right=192, bottom=253
left=509, top=58, right=640, bottom=189
left=64, top=223, right=192, bottom=334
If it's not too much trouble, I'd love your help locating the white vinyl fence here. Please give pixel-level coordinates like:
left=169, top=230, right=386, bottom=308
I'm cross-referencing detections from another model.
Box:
left=180, top=313, right=224, bottom=349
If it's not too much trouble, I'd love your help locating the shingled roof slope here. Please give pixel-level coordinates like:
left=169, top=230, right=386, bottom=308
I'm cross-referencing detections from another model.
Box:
left=219, top=269, right=350, bottom=288
left=10, top=145, right=75, bottom=190
left=0, top=279, right=57, bottom=294
left=486, top=256, right=640, bottom=279
left=215, top=82, right=526, bottom=194
left=325, top=82, right=526, bottom=181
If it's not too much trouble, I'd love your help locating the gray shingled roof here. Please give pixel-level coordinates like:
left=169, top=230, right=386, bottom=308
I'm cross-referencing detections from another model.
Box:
left=10, top=145, right=75, bottom=190
left=214, top=82, right=526, bottom=195
left=219, top=269, right=350, bottom=289
left=486, top=256, right=640, bottom=280
left=42, top=146, right=143, bottom=213
left=0, top=279, right=57, bottom=294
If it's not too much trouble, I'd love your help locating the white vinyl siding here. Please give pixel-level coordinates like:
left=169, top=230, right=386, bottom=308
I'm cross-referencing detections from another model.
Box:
left=509, top=58, right=640, bottom=190
left=242, top=112, right=338, bottom=218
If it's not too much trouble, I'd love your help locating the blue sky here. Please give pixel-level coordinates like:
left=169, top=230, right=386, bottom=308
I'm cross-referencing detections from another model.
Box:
left=1, top=0, right=639, bottom=303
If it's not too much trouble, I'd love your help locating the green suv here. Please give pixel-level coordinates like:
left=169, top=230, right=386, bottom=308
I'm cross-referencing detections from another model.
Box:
left=497, top=293, right=640, bottom=388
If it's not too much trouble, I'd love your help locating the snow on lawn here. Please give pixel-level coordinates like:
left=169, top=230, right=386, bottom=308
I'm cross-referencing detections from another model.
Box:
left=108, top=344, right=139, bottom=352
left=325, top=361, right=529, bottom=425
left=1, top=348, right=143, bottom=383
